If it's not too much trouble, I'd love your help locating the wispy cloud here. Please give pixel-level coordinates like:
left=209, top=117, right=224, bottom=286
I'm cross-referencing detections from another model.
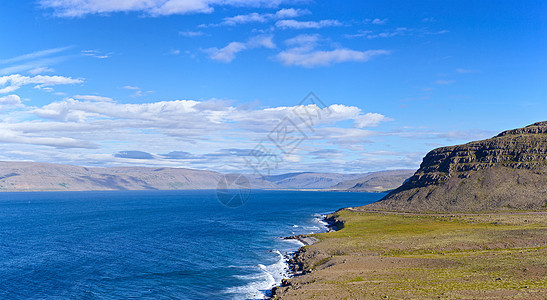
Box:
left=276, top=34, right=389, bottom=67
left=347, top=27, right=408, bottom=39
left=73, top=95, right=114, bottom=102
left=39, top=0, right=303, bottom=17
left=168, top=49, right=181, bottom=55
left=81, top=50, right=112, bottom=59
left=0, top=74, right=83, bottom=94
left=0, top=47, right=72, bottom=65
left=0, top=128, right=97, bottom=149
left=28, top=67, right=56, bottom=75
left=179, top=30, right=204, bottom=37
left=277, top=48, right=389, bottom=67
left=346, top=27, right=448, bottom=39
left=206, top=42, right=247, bottom=63
left=275, top=19, right=342, bottom=29
left=365, top=18, right=388, bottom=25
left=122, top=85, right=153, bottom=97
left=205, top=35, right=275, bottom=63
left=213, top=8, right=310, bottom=26
left=0, top=47, right=73, bottom=75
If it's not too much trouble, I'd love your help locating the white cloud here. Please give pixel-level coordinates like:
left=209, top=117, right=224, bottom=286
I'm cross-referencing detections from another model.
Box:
left=285, top=34, right=320, bottom=48
left=368, top=18, right=388, bottom=25
left=0, top=128, right=97, bottom=149
left=39, top=0, right=301, bottom=17
left=275, top=8, right=308, bottom=18
left=222, top=12, right=269, bottom=25
left=0, top=47, right=72, bottom=65
left=122, top=85, right=153, bottom=97
left=277, top=34, right=390, bottom=67
left=0, top=47, right=73, bottom=75
left=206, top=42, right=248, bottom=63
left=0, top=74, right=83, bottom=94
left=247, top=35, right=276, bottom=48
left=0, top=86, right=20, bottom=94
left=205, top=35, right=275, bottom=62
left=354, top=113, right=392, bottom=128
left=23, top=97, right=388, bottom=142
left=364, top=27, right=408, bottom=39
left=81, top=50, right=112, bottom=59
left=0, top=91, right=410, bottom=172
left=275, top=19, right=342, bottom=29
left=277, top=48, right=389, bottom=67
left=218, top=8, right=309, bottom=26
left=0, top=95, right=23, bottom=110
left=0, top=94, right=22, bottom=105
left=347, top=27, right=448, bottom=39
left=73, top=95, right=114, bottom=102
left=179, top=30, right=204, bottom=37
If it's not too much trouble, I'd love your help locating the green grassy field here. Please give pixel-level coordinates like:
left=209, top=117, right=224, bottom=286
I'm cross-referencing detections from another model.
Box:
left=273, top=210, right=547, bottom=299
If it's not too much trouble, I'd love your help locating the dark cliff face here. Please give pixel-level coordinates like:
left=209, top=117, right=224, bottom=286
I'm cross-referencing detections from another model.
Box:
left=366, top=122, right=547, bottom=212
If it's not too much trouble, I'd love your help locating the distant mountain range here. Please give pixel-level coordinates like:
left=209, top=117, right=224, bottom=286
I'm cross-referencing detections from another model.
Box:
left=328, top=170, right=415, bottom=192
left=367, top=121, right=547, bottom=211
left=0, top=161, right=414, bottom=192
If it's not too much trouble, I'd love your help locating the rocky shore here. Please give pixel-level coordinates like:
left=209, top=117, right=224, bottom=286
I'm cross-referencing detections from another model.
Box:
left=269, top=214, right=342, bottom=299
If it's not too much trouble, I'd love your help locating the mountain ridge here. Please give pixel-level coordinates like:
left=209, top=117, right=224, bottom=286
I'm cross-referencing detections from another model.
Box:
left=0, top=161, right=413, bottom=192
left=366, top=121, right=547, bottom=212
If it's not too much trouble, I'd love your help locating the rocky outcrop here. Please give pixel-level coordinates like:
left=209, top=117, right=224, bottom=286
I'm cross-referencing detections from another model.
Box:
left=366, top=122, right=547, bottom=212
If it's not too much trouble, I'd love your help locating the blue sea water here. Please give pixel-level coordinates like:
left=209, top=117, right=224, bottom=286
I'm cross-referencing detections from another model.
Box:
left=0, top=190, right=382, bottom=299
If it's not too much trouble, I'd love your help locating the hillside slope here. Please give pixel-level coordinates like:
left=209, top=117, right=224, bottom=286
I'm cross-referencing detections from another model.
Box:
left=366, top=121, right=547, bottom=212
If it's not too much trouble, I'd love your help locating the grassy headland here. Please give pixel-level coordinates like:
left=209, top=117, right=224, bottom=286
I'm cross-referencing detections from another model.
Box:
left=272, top=209, right=547, bottom=299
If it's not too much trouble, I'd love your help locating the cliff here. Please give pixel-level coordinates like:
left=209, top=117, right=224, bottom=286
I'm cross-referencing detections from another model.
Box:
left=366, top=121, right=547, bottom=211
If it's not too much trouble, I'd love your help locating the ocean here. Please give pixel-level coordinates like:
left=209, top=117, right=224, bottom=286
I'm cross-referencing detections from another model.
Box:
left=0, top=190, right=383, bottom=299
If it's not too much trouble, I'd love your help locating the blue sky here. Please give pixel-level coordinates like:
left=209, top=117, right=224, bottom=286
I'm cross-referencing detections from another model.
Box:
left=0, top=0, right=545, bottom=174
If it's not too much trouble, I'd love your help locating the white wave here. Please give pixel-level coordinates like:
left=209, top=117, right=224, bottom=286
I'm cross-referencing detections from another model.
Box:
left=225, top=212, right=333, bottom=299
left=303, top=226, right=320, bottom=231
left=282, top=238, right=305, bottom=247
left=224, top=250, right=290, bottom=300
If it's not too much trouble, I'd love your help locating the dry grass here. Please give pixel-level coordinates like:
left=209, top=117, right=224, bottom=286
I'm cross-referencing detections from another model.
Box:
left=272, top=210, right=547, bottom=299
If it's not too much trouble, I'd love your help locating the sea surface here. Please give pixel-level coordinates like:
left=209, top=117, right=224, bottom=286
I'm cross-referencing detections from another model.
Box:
left=0, top=190, right=383, bottom=299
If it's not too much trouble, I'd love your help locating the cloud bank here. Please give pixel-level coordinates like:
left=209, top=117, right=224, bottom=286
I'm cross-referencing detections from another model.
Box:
left=40, top=0, right=303, bottom=17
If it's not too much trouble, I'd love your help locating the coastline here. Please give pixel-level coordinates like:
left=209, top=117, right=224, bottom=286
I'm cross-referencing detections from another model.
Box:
left=267, top=209, right=547, bottom=299
left=266, top=213, right=341, bottom=299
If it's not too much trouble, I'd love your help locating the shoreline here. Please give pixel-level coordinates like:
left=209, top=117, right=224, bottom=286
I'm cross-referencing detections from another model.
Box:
left=267, top=209, right=547, bottom=299
left=266, top=213, right=340, bottom=299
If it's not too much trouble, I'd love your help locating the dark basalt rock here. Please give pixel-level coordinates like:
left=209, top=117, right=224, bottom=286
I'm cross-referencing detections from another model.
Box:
left=366, top=122, right=547, bottom=212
